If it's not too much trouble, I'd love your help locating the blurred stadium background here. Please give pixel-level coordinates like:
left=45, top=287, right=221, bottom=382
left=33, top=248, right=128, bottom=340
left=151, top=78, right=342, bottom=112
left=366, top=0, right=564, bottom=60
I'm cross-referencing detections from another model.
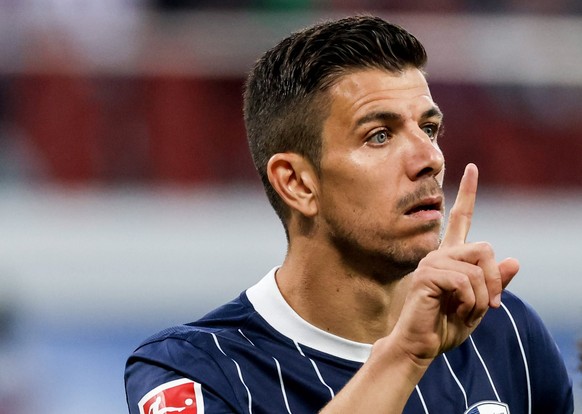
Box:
left=0, top=0, right=580, bottom=412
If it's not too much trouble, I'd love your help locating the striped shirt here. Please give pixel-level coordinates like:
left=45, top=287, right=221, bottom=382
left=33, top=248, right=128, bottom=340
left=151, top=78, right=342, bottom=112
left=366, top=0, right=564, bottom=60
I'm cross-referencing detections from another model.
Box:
left=125, top=268, right=573, bottom=414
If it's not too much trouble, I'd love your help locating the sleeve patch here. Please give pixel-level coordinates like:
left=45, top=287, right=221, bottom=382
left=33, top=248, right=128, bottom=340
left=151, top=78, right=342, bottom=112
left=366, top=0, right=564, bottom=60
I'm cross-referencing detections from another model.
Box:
left=138, top=378, right=205, bottom=414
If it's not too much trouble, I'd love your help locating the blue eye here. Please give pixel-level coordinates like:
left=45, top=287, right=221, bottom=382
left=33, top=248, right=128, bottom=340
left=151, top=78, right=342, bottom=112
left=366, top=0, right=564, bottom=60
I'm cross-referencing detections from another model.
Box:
left=421, top=124, right=439, bottom=140
left=367, top=129, right=390, bottom=145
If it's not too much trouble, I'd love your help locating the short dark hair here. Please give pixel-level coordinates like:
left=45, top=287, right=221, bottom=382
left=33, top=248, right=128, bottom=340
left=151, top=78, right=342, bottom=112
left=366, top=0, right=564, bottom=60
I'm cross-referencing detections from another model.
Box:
left=243, top=15, right=427, bottom=230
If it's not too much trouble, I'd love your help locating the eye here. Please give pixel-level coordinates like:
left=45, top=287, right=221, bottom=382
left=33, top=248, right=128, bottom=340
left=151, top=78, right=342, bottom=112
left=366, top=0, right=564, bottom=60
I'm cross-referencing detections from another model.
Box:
left=366, top=129, right=391, bottom=146
left=421, top=123, right=440, bottom=141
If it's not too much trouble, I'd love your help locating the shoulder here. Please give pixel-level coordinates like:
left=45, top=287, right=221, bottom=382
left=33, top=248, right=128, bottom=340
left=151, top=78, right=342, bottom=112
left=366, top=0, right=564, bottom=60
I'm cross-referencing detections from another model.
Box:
left=472, top=290, right=567, bottom=382
left=478, top=289, right=543, bottom=335
left=475, top=289, right=562, bottom=358
left=477, top=290, right=573, bottom=411
left=124, top=292, right=260, bottom=414
left=132, top=292, right=257, bottom=358
left=488, top=290, right=564, bottom=353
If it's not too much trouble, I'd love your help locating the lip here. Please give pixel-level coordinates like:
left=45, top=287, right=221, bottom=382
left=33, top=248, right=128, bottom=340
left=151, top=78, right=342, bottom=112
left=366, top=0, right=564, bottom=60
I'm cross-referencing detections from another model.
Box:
left=403, top=195, right=444, bottom=220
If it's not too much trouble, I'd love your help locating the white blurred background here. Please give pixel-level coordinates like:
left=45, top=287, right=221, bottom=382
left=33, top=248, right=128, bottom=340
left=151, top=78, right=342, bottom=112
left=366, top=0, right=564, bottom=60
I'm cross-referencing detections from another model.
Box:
left=0, top=1, right=580, bottom=412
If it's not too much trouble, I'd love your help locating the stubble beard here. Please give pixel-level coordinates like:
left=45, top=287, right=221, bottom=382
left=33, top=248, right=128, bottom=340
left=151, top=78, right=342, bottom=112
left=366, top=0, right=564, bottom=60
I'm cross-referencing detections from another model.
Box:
left=321, top=178, right=445, bottom=283
left=326, top=217, right=442, bottom=284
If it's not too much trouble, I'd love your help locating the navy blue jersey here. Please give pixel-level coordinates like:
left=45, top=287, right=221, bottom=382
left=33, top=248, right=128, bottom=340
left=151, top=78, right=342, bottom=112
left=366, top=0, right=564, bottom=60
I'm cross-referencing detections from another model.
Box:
left=125, top=268, right=573, bottom=414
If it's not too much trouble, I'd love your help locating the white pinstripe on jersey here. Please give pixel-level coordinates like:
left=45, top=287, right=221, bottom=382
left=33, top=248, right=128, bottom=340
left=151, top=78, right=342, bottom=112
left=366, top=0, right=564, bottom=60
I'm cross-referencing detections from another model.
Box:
left=468, top=335, right=501, bottom=401
left=443, top=353, right=469, bottom=410
left=501, top=302, right=532, bottom=414
left=294, top=341, right=335, bottom=400
left=238, top=329, right=256, bottom=346
left=415, top=385, right=430, bottom=414
left=211, top=333, right=254, bottom=414
left=238, top=329, right=295, bottom=413
left=273, top=357, right=293, bottom=413
left=427, top=303, right=533, bottom=413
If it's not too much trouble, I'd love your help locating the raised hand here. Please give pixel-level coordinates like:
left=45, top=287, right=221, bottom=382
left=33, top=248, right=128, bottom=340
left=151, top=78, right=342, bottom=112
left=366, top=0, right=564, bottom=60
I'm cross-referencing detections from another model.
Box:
left=393, top=163, right=520, bottom=364
left=320, top=164, right=521, bottom=414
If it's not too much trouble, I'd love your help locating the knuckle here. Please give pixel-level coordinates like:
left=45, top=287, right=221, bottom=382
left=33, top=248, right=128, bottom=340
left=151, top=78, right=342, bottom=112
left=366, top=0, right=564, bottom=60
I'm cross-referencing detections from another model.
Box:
left=476, top=241, right=494, bottom=256
left=454, top=273, right=471, bottom=289
left=467, top=266, right=484, bottom=281
left=411, top=265, right=429, bottom=284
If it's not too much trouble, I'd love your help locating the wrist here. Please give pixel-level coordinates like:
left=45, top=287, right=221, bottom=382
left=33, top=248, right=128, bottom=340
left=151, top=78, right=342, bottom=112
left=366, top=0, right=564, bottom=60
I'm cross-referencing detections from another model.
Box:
left=371, top=331, right=435, bottom=376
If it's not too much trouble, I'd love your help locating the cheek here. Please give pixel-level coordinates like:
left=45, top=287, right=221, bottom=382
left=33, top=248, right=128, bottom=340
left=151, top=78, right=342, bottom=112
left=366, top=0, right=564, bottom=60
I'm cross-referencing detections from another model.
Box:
left=321, top=172, right=394, bottom=220
left=319, top=176, right=366, bottom=220
left=319, top=151, right=399, bottom=213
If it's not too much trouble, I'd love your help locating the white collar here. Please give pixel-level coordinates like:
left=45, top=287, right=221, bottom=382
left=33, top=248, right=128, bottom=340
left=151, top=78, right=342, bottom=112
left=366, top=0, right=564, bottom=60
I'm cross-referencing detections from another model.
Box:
left=246, top=267, right=372, bottom=363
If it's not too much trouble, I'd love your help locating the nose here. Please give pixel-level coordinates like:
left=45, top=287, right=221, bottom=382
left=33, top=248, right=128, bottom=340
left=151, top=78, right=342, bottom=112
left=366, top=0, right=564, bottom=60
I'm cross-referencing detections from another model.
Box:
left=403, top=129, right=445, bottom=181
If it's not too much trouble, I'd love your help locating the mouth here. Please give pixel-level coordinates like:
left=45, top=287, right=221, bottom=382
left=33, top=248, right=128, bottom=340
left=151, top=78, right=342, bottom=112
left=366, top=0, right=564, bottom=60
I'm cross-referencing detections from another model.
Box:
left=404, top=196, right=443, bottom=217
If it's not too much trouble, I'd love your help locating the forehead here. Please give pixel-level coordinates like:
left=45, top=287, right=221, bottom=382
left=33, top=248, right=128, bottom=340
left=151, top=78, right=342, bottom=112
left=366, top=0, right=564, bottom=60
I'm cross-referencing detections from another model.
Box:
left=326, top=68, right=434, bottom=122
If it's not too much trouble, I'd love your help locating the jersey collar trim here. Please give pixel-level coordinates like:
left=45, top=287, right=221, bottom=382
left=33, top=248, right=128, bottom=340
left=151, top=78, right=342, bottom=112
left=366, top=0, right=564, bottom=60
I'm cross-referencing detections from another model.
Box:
left=246, top=267, right=372, bottom=363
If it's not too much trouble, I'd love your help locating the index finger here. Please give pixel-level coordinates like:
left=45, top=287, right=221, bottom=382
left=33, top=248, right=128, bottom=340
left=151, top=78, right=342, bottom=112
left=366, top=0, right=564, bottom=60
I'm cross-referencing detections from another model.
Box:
left=441, top=163, right=478, bottom=247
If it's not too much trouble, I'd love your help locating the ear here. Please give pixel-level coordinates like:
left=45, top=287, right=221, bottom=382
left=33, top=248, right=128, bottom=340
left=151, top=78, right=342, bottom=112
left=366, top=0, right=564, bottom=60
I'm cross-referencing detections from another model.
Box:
left=267, top=153, right=319, bottom=218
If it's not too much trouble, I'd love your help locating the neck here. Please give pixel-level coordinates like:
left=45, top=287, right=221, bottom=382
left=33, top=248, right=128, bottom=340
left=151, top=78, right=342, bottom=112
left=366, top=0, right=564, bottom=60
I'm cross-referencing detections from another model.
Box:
left=276, top=241, right=412, bottom=344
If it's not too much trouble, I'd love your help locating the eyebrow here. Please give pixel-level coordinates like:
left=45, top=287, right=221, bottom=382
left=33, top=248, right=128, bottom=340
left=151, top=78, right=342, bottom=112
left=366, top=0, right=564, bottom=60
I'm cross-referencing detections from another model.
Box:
left=354, top=106, right=443, bottom=128
left=422, top=107, right=444, bottom=121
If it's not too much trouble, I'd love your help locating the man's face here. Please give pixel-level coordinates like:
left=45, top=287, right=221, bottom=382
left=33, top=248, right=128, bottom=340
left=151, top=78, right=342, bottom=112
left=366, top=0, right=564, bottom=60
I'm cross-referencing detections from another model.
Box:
left=317, top=68, right=445, bottom=276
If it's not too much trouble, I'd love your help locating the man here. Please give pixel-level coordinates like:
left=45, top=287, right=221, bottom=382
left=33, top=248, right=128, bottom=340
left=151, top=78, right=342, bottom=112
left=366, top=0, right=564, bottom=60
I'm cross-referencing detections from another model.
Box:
left=125, top=15, right=573, bottom=413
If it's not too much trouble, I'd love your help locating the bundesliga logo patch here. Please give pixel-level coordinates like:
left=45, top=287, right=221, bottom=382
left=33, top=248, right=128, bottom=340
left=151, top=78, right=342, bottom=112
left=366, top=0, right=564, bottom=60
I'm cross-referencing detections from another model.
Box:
left=464, top=401, right=510, bottom=414
left=138, top=378, right=204, bottom=414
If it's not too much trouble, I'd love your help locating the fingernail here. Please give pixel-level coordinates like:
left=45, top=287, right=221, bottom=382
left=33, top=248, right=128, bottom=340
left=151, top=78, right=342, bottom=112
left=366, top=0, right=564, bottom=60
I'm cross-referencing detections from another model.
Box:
left=492, top=294, right=501, bottom=307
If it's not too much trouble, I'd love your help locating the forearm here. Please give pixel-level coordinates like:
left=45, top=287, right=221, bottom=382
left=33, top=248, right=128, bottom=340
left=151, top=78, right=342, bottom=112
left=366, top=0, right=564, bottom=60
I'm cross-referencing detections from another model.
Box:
left=319, top=335, right=432, bottom=414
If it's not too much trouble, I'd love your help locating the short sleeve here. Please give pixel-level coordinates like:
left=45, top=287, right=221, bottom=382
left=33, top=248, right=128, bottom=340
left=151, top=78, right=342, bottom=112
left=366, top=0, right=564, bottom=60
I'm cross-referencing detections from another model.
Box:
left=125, top=336, right=243, bottom=414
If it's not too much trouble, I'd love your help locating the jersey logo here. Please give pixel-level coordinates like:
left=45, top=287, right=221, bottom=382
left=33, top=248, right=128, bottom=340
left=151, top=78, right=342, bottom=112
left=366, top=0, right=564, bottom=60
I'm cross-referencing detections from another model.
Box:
left=464, top=401, right=510, bottom=414
left=138, top=378, right=204, bottom=414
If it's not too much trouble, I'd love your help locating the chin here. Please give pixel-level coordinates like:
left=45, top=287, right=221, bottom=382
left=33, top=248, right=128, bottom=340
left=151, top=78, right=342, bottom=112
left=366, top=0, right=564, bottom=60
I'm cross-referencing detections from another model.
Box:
left=388, top=233, right=440, bottom=269
left=399, top=245, right=435, bottom=266
left=404, top=229, right=441, bottom=253
left=350, top=238, right=438, bottom=282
